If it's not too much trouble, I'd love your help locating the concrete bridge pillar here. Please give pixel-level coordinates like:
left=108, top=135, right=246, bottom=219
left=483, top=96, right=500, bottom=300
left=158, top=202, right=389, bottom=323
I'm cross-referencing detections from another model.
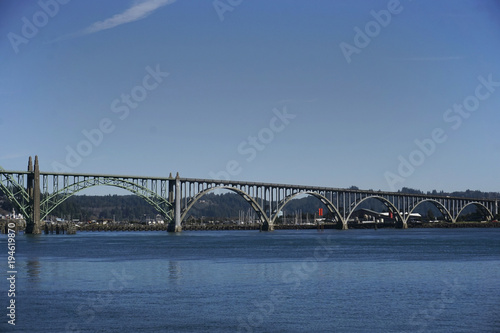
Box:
left=261, top=221, right=274, bottom=231
left=168, top=173, right=174, bottom=204
left=396, top=220, right=408, bottom=229
left=168, top=172, right=182, bottom=232
left=262, top=186, right=273, bottom=231
left=25, top=156, right=41, bottom=234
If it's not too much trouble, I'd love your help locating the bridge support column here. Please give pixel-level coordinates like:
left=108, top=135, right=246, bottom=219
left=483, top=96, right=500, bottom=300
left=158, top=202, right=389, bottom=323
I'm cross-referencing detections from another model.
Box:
left=261, top=221, right=274, bottom=231
left=396, top=220, right=408, bottom=229
left=25, top=156, right=41, bottom=234
left=168, top=173, right=174, bottom=204
left=341, top=221, right=348, bottom=230
left=168, top=172, right=182, bottom=232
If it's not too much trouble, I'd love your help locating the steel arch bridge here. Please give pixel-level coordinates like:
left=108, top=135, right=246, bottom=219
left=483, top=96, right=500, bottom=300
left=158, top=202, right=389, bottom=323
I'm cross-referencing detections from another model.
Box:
left=40, top=176, right=173, bottom=222
left=1, top=156, right=498, bottom=233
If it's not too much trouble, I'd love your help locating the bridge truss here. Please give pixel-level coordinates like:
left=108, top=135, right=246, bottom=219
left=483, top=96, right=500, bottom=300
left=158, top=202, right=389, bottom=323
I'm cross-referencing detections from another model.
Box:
left=40, top=174, right=174, bottom=223
left=0, top=157, right=498, bottom=233
left=0, top=169, right=30, bottom=220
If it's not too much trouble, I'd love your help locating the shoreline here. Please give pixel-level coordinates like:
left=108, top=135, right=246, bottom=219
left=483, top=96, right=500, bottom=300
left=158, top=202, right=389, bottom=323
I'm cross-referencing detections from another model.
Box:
left=2, top=220, right=500, bottom=233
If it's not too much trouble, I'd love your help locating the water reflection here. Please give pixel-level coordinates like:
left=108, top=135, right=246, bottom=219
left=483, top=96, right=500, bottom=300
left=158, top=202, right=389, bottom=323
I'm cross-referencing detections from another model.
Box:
left=168, top=261, right=182, bottom=281
left=26, top=259, right=41, bottom=282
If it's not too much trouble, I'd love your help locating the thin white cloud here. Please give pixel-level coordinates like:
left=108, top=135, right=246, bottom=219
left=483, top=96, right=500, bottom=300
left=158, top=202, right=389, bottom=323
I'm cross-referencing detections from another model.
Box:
left=49, top=0, right=176, bottom=43
left=82, top=0, right=176, bottom=35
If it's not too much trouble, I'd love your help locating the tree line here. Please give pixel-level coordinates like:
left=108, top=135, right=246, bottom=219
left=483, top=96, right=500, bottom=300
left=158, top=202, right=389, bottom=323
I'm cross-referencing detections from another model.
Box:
left=1, top=187, right=499, bottom=221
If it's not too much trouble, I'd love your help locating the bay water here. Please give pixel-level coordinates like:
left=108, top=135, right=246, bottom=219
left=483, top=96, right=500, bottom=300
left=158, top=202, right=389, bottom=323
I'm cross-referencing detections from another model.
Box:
left=1, top=228, right=499, bottom=332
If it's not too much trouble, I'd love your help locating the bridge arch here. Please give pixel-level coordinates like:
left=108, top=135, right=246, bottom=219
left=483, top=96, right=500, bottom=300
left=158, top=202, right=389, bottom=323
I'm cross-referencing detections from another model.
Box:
left=270, top=191, right=343, bottom=226
left=181, top=186, right=270, bottom=225
left=407, top=199, right=453, bottom=223
left=456, top=202, right=493, bottom=222
left=40, top=177, right=173, bottom=222
left=345, top=195, right=404, bottom=226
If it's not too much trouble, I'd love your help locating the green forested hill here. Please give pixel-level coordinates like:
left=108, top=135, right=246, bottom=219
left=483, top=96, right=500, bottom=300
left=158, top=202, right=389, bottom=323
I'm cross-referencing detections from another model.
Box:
left=1, top=187, right=499, bottom=221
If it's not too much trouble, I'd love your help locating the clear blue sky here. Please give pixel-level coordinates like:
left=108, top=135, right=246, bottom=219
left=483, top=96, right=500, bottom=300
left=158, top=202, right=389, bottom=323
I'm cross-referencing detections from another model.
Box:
left=1, top=0, right=500, bottom=194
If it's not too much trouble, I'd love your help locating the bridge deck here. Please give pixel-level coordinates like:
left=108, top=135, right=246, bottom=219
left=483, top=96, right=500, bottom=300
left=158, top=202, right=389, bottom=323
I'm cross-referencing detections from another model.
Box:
left=1, top=170, right=497, bottom=203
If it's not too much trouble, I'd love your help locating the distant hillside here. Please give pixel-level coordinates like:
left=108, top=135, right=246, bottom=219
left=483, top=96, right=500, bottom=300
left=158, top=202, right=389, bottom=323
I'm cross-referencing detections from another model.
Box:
left=399, top=187, right=500, bottom=200
left=1, top=187, right=498, bottom=221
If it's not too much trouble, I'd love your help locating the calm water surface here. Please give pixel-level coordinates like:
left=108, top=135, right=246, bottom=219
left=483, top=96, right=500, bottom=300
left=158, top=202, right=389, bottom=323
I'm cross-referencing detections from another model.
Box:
left=1, top=228, right=499, bottom=332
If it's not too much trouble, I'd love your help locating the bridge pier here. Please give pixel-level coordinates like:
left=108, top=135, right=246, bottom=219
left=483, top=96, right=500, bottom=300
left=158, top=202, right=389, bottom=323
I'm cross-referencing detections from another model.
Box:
left=167, top=222, right=182, bottom=233
left=168, top=172, right=182, bottom=232
left=261, top=221, right=274, bottom=231
left=396, top=221, right=408, bottom=229
left=25, top=156, right=41, bottom=234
